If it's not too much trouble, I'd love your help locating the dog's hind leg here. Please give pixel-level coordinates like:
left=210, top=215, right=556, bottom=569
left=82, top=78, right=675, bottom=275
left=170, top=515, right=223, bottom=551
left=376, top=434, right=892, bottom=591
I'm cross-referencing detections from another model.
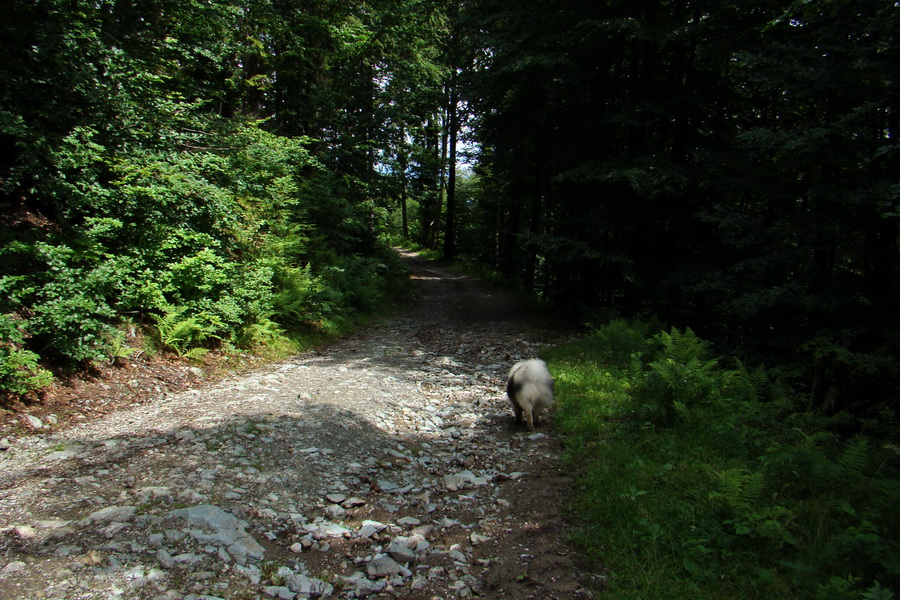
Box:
left=512, top=402, right=523, bottom=424
left=523, top=407, right=534, bottom=431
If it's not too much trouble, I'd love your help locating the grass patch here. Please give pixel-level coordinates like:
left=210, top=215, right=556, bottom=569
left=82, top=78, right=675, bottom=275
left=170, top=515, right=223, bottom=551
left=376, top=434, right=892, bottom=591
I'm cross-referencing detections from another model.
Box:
left=544, top=319, right=900, bottom=600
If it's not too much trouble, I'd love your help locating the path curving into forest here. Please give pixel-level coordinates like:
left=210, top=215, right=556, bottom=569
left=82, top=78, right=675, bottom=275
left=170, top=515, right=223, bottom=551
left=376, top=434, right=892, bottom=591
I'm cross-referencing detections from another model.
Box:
left=0, top=250, right=598, bottom=600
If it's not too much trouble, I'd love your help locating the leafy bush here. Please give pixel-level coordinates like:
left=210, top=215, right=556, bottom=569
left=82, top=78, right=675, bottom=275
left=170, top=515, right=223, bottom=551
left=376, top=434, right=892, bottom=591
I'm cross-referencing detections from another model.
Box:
left=0, top=314, right=53, bottom=396
left=24, top=242, right=118, bottom=364
left=1, top=86, right=409, bottom=387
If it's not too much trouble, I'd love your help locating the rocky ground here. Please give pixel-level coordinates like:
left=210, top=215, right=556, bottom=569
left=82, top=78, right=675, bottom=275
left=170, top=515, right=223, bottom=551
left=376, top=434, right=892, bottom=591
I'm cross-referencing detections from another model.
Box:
left=0, top=250, right=602, bottom=600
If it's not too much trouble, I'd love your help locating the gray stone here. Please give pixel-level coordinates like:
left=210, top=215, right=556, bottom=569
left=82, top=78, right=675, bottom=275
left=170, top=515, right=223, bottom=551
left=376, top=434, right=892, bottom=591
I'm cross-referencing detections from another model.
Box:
left=168, top=505, right=264, bottom=563
left=83, top=505, right=137, bottom=525
left=367, top=555, right=410, bottom=578
left=0, top=561, right=27, bottom=575
left=352, top=578, right=386, bottom=597
left=441, top=470, right=489, bottom=491
left=169, top=505, right=240, bottom=531
left=156, top=549, right=176, bottom=569
left=310, top=522, right=351, bottom=540
left=263, top=586, right=295, bottom=600
left=10, top=525, right=36, bottom=539
left=357, top=520, right=386, bottom=538
left=376, top=480, right=399, bottom=492
left=341, top=496, right=367, bottom=508
left=173, top=553, right=201, bottom=565
left=386, top=541, right=417, bottom=564
left=284, top=572, right=333, bottom=597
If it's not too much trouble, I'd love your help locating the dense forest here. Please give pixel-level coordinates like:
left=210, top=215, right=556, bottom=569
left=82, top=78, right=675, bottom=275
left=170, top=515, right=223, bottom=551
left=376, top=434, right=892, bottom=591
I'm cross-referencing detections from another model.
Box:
left=3, top=0, right=897, bottom=415
left=1, top=0, right=898, bottom=596
left=459, top=0, right=899, bottom=419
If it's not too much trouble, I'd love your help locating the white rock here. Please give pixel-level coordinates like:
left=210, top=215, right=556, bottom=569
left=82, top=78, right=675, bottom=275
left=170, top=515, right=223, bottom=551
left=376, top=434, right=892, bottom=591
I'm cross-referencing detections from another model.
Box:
left=470, top=532, right=491, bottom=545
left=83, top=505, right=137, bottom=525
left=23, top=414, right=43, bottom=429
left=310, top=522, right=352, bottom=540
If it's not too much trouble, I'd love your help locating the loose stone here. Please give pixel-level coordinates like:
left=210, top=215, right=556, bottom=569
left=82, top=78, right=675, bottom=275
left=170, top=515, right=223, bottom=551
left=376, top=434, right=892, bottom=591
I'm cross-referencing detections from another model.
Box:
left=367, top=555, right=410, bottom=578
left=0, top=561, right=27, bottom=575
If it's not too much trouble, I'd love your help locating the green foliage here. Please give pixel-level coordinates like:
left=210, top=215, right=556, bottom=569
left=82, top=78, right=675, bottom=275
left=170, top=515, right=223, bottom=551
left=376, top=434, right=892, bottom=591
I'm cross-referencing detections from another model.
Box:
left=549, top=320, right=900, bottom=600
left=0, top=315, right=54, bottom=396
left=24, top=242, right=118, bottom=364
left=584, top=318, right=659, bottom=367
left=633, top=328, right=721, bottom=426
left=150, top=306, right=218, bottom=359
left=0, top=0, right=424, bottom=384
left=460, top=0, right=900, bottom=417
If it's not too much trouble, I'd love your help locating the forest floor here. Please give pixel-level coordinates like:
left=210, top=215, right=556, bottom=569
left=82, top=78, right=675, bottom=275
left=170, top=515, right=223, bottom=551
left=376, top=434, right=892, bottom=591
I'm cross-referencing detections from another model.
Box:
left=0, top=249, right=602, bottom=600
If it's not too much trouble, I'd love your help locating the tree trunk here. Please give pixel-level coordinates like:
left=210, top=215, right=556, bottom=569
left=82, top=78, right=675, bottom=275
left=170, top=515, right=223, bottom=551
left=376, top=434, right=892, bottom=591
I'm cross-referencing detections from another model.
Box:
left=443, top=82, right=459, bottom=261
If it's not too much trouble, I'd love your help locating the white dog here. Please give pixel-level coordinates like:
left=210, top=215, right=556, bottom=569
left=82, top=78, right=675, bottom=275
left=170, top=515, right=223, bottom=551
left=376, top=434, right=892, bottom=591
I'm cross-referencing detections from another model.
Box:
left=506, top=359, right=554, bottom=430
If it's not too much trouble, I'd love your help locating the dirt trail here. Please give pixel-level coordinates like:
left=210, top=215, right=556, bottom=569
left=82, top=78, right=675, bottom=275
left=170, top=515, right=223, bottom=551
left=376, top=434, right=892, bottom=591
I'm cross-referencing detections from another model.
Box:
left=0, top=250, right=599, bottom=600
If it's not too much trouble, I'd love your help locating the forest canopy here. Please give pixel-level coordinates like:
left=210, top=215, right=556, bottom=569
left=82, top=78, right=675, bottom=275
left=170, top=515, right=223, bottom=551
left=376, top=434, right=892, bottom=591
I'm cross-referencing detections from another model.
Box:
left=1, top=0, right=898, bottom=420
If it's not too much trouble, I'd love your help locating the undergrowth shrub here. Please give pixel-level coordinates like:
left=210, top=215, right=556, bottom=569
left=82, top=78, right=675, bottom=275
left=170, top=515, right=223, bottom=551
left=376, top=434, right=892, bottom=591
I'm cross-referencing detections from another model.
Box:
left=1, top=110, right=410, bottom=394
left=0, top=314, right=54, bottom=396
left=23, top=241, right=118, bottom=364
left=546, top=319, right=900, bottom=600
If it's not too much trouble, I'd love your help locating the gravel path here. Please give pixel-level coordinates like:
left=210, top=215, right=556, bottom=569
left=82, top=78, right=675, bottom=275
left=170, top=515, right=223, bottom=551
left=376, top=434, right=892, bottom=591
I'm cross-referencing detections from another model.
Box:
left=0, top=250, right=598, bottom=600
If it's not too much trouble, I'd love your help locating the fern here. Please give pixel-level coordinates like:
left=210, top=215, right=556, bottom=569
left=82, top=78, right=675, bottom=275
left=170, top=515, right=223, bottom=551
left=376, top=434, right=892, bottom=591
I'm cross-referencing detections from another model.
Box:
left=714, top=468, right=766, bottom=513
left=722, top=360, right=767, bottom=403
left=835, top=437, right=872, bottom=485
left=150, top=306, right=218, bottom=357
left=236, top=315, right=286, bottom=347
left=656, top=327, right=709, bottom=364
left=106, top=331, right=138, bottom=364
left=861, top=581, right=896, bottom=600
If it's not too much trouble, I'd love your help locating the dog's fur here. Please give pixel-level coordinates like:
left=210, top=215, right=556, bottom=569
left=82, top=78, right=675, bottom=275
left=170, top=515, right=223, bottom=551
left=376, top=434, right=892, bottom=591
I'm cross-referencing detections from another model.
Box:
left=506, top=359, right=554, bottom=430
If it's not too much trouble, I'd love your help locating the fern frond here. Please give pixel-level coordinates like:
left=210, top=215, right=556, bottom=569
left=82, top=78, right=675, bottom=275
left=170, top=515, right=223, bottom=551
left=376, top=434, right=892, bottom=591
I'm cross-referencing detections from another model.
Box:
left=717, top=468, right=766, bottom=513
left=151, top=306, right=216, bottom=356
left=182, top=347, right=209, bottom=361
left=836, top=437, right=870, bottom=480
